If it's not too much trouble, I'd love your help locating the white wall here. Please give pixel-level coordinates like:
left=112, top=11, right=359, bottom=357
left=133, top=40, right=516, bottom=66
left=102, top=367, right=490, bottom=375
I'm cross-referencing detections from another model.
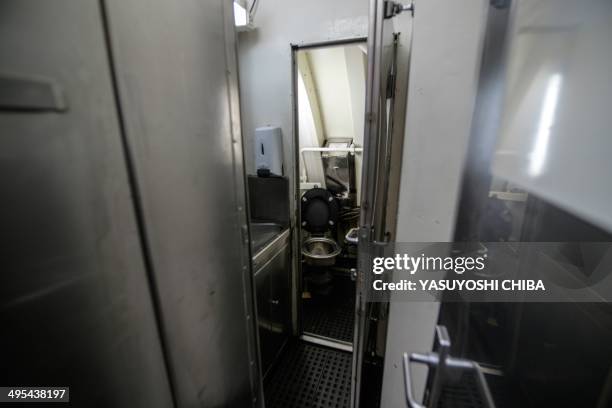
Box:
left=381, top=1, right=489, bottom=407
left=297, top=68, right=326, bottom=186
left=308, top=47, right=353, bottom=139
left=237, top=0, right=368, bottom=187
left=296, top=45, right=366, bottom=195
left=307, top=45, right=366, bottom=140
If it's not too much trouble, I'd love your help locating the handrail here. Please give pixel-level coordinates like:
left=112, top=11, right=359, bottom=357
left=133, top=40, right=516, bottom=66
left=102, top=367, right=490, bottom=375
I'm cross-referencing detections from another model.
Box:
left=299, top=146, right=363, bottom=165
left=402, top=325, right=497, bottom=408
left=299, top=146, right=363, bottom=153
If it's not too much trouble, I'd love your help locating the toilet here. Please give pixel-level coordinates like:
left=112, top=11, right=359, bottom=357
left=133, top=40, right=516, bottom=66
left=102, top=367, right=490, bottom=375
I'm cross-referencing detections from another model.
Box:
left=300, top=187, right=341, bottom=266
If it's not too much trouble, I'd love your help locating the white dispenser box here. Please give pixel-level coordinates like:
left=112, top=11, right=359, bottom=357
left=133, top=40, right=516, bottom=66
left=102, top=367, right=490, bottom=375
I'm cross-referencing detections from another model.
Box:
left=255, top=126, right=283, bottom=175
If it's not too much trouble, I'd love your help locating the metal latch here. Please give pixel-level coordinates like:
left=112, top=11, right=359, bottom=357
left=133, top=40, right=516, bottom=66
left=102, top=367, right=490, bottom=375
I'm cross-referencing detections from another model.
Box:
left=384, top=1, right=414, bottom=19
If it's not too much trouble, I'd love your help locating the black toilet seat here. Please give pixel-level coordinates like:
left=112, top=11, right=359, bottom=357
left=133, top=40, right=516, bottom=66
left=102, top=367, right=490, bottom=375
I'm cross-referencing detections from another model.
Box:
left=300, top=188, right=339, bottom=234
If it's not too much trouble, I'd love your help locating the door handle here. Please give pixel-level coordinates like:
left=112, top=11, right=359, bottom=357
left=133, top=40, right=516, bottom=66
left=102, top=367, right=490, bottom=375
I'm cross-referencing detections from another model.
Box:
left=402, top=325, right=497, bottom=408
left=0, top=74, right=67, bottom=112
left=384, top=1, right=414, bottom=18
left=402, top=352, right=426, bottom=408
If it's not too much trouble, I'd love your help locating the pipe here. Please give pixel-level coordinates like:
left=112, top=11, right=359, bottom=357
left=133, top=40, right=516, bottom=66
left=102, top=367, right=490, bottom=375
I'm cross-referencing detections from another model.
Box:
left=300, top=146, right=363, bottom=153
left=299, top=146, right=363, bottom=174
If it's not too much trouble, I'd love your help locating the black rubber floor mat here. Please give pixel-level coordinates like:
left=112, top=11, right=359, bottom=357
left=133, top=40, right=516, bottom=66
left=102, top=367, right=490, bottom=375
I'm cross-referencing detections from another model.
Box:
left=265, top=342, right=351, bottom=408
left=303, top=277, right=355, bottom=343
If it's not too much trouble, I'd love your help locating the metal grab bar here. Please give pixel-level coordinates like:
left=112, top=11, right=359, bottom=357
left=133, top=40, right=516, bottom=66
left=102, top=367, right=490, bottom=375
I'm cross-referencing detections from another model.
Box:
left=299, top=146, right=363, bottom=153
left=402, top=325, right=497, bottom=408
left=345, top=227, right=359, bottom=244
left=299, top=146, right=363, bottom=172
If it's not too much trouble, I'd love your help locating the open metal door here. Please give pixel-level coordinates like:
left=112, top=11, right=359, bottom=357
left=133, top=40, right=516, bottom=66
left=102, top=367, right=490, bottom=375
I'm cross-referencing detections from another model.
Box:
left=352, top=1, right=414, bottom=407
left=0, top=2, right=174, bottom=406
left=103, top=0, right=261, bottom=406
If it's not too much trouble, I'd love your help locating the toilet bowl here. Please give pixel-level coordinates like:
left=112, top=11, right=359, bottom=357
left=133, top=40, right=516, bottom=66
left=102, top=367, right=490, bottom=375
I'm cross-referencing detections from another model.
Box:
left=301, top=236, right=341, bottom=266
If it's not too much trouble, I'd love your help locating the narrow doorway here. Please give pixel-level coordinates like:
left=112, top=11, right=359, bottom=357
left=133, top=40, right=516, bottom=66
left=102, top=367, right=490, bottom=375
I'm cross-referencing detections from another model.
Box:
left=262, top=39, right=367, bottom=408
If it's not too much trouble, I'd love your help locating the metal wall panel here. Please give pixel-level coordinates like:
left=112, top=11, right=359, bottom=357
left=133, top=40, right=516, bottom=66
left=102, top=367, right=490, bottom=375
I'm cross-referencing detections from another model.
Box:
left=103, top=0, right=260, bottom=406
left=492, top=0, right=612, bottom=233
left=0, top=1, right=174, bottom=407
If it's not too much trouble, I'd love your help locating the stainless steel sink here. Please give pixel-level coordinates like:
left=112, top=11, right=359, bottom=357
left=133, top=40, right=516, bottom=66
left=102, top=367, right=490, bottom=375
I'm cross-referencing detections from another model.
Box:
left=251, top=222, right=285, bottom=254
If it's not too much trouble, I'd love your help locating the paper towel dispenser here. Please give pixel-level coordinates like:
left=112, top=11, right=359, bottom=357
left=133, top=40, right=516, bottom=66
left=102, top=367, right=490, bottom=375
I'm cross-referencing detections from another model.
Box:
left=255, top=126, right=283, bottom=176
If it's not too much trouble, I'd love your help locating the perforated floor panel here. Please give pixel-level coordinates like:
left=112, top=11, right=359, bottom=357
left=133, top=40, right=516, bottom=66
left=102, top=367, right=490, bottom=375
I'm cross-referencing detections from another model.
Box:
left=265, top=341, right=352, bottom=408
left=302, top=276, right=355, bottom=343
left=436, top=371, right=511, bottom=408
left=437, top=371, right=485, bottom=408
